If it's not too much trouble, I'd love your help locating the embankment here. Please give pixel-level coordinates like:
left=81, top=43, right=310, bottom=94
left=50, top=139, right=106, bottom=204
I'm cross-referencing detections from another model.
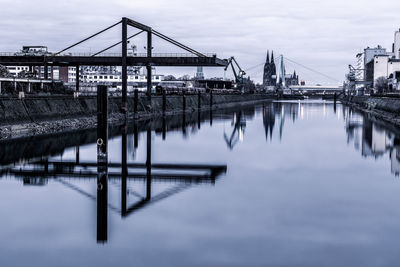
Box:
left=341, top=95, right=400, bottom=126
left=0, top=93, right=273, bottom=139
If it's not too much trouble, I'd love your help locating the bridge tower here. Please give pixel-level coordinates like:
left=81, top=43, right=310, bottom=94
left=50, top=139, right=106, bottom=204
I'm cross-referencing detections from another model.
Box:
left=276, top=54, right=286, bottom=87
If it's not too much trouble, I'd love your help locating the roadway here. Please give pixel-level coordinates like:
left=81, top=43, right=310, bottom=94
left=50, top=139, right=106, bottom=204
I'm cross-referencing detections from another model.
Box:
left=0, top=54, right=228, bottom=67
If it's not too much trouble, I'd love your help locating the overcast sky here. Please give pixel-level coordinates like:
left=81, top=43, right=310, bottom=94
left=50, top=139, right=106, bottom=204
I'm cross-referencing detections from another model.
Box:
left=1, top=0, right=400, bottom=85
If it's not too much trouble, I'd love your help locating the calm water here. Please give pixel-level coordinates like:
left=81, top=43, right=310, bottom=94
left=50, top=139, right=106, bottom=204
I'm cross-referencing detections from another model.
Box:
left=2, top=100, right=400, bottom=266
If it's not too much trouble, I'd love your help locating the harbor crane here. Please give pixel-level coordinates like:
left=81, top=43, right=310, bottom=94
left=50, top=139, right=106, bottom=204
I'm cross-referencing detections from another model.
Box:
left=346, top=64, right=370, bottom=95
left=224, top=56, right=246, bottom=93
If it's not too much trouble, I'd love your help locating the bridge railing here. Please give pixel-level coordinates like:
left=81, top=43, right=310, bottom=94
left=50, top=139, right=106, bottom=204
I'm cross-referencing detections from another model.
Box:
left=0, top=52, right=217, bottom=58
left=0, top=52, right=14, bottom=56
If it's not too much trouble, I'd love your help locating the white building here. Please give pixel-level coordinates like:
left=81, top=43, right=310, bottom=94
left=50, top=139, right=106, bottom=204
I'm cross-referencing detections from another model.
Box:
left=361, top=29, right=400, bottom=90
left=394, top=29, right=400, bottom=59
left=372, top=55, right=400, bottom=80
left=6, top=65, right=57, bottom=80
left=6, top=66, right=30, bottom=76
left=355, top=52, right=364, bottom=81
left=5, top=65, right=164, bottom=91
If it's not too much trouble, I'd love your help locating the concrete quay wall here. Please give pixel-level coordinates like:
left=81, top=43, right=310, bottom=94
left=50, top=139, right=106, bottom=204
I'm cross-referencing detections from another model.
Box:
left=0, top=93, right=273, bottom=126
left=341, top=95, right=400, bottom=126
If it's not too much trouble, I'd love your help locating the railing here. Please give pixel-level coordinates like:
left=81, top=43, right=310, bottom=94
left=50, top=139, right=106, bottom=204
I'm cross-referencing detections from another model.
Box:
left=0, top=52, right=15, bottom=56
left=0, top=52, right=217, bottom=58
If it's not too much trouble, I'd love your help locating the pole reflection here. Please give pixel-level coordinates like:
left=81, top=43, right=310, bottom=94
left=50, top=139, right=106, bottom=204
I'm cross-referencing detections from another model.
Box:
left=6, top=100, right=400, bottom=246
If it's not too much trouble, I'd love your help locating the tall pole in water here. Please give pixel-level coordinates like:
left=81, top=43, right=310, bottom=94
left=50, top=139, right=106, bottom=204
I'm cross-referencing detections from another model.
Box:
left=146, top=123, right=152, bottom=200
left=121, top=17, right=128, bottom=114
left=146, top=30, right=152, bottom=102
left=121, top=124, right=127, bottom=216
left=97, top=85, right=108, bottom=243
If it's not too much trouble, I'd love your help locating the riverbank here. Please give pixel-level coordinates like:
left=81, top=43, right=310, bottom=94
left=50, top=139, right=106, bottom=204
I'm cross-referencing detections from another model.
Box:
left=0, top=93, right=274, bottom=140
left=340, top=95, right=400, bottom=127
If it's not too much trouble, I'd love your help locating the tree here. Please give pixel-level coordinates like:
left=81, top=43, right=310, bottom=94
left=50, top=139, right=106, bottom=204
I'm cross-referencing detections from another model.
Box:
left=163, top=75, right=176, bottom=81
left=0, top=65, right=12, bottom=78
left=178, top=74, right=191, bottom=81
left=17, top=70, right=35, bottom=78
left=375, top=76, right=388, bottom=94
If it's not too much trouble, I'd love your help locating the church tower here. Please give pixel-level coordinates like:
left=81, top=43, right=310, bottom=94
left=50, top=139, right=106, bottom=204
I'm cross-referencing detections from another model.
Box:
left=263, top=50, right=277, bottom=86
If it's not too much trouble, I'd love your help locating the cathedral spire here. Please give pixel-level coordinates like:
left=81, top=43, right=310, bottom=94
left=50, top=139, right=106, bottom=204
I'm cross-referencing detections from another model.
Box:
left=271, top=51, right=274, bottom=63
left=266, top=50, right=270, bottom=63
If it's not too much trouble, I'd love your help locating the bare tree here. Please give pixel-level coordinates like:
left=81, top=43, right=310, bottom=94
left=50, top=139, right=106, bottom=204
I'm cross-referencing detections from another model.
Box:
left=375, top=76, right=388, bottom=94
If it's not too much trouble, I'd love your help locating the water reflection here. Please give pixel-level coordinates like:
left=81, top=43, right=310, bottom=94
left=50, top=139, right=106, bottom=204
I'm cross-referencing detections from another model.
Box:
left=4, top=114, right=228, bottom=244
left=223, top=111, right=246, bottom=149
left=262, top=102, right=300, bottom=142
left=4, top=101, right=400, bottom=180
left=344, top=107, right=400, bottom=176
left=4, top=100, right=400, bottom=248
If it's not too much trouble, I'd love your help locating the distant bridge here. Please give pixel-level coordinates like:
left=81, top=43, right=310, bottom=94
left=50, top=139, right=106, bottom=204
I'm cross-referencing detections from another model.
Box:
left=289, top=85, right=343, bottom=92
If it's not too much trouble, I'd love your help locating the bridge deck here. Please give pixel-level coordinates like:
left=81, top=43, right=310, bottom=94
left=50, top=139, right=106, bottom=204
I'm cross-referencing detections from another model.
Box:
left=0, top=55, right=227, bottom=67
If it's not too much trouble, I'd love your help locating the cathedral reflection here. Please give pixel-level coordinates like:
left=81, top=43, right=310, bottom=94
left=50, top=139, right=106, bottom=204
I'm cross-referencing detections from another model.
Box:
left=262, top=101, right=300, bottom=141
left=5, top=100, right=400, bottom=246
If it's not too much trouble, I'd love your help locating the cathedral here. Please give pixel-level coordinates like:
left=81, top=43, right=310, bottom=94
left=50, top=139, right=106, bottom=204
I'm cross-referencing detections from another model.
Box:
left=286, top=70, right=299, bottom=86
left=263, top=50, right=276, bottom=86
left=263, top=50, right=299, bottom=87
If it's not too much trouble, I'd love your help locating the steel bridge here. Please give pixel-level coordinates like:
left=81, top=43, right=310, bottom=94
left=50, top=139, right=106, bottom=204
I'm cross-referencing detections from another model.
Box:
left=289, top=85, right=343, bottom=92
left=0, top=17, right=228, bottom=112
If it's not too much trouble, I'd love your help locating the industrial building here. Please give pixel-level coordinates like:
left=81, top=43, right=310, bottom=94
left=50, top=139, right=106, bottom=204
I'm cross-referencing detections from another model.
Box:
left=354, top=29, right=400, bottom=91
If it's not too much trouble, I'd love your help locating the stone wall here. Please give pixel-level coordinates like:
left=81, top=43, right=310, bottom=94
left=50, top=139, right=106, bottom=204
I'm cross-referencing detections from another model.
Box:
left=0, top=94, right=273, bottom=125
left=342, top=95, right=400, bottom=114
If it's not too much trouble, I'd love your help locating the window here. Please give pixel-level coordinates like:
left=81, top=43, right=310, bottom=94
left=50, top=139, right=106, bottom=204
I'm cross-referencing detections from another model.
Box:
left=135, top=76, right=139, bottom=79
left=156, top=76, right=159, bottom=80
left=94, top=76, right=97, bottom=79
left=99, top=76, right=103, bottom=79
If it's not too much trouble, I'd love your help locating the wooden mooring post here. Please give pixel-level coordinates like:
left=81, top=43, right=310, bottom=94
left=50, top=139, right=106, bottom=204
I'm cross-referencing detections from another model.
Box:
left=134, top=89, right=138, bottom=118
left=162, top=89, right=166, bottom=115
left=198, top=91, right=201, bottom=110
left=96, top=85, right=108, bottom=243
left=182, top=91, right=186, bottom=112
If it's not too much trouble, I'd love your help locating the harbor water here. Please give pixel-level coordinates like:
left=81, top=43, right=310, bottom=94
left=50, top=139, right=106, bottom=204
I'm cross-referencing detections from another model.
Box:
left=2, top=100, right=400, bottom=266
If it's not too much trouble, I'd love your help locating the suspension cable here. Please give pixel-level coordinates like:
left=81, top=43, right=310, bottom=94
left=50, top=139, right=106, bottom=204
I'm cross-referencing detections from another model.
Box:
left=54, top=20, right=122, bottom=56
left=151, top=30, right=206, bottom=57
left=91, top=30, right=144, bottom=57
left=283, top=56, right=340, bottom=82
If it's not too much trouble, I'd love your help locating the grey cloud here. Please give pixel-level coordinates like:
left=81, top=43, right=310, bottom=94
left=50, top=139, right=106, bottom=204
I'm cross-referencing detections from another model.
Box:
left=1, top=0, right=400, bottom=84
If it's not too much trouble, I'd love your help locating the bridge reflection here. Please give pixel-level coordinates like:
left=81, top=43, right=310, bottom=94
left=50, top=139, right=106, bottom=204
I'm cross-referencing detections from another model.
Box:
left=9, top=125, right=227, bottom=243
left=5, top=100, right=400, bottom=245
left=3, top=98, right=228, bottom=243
